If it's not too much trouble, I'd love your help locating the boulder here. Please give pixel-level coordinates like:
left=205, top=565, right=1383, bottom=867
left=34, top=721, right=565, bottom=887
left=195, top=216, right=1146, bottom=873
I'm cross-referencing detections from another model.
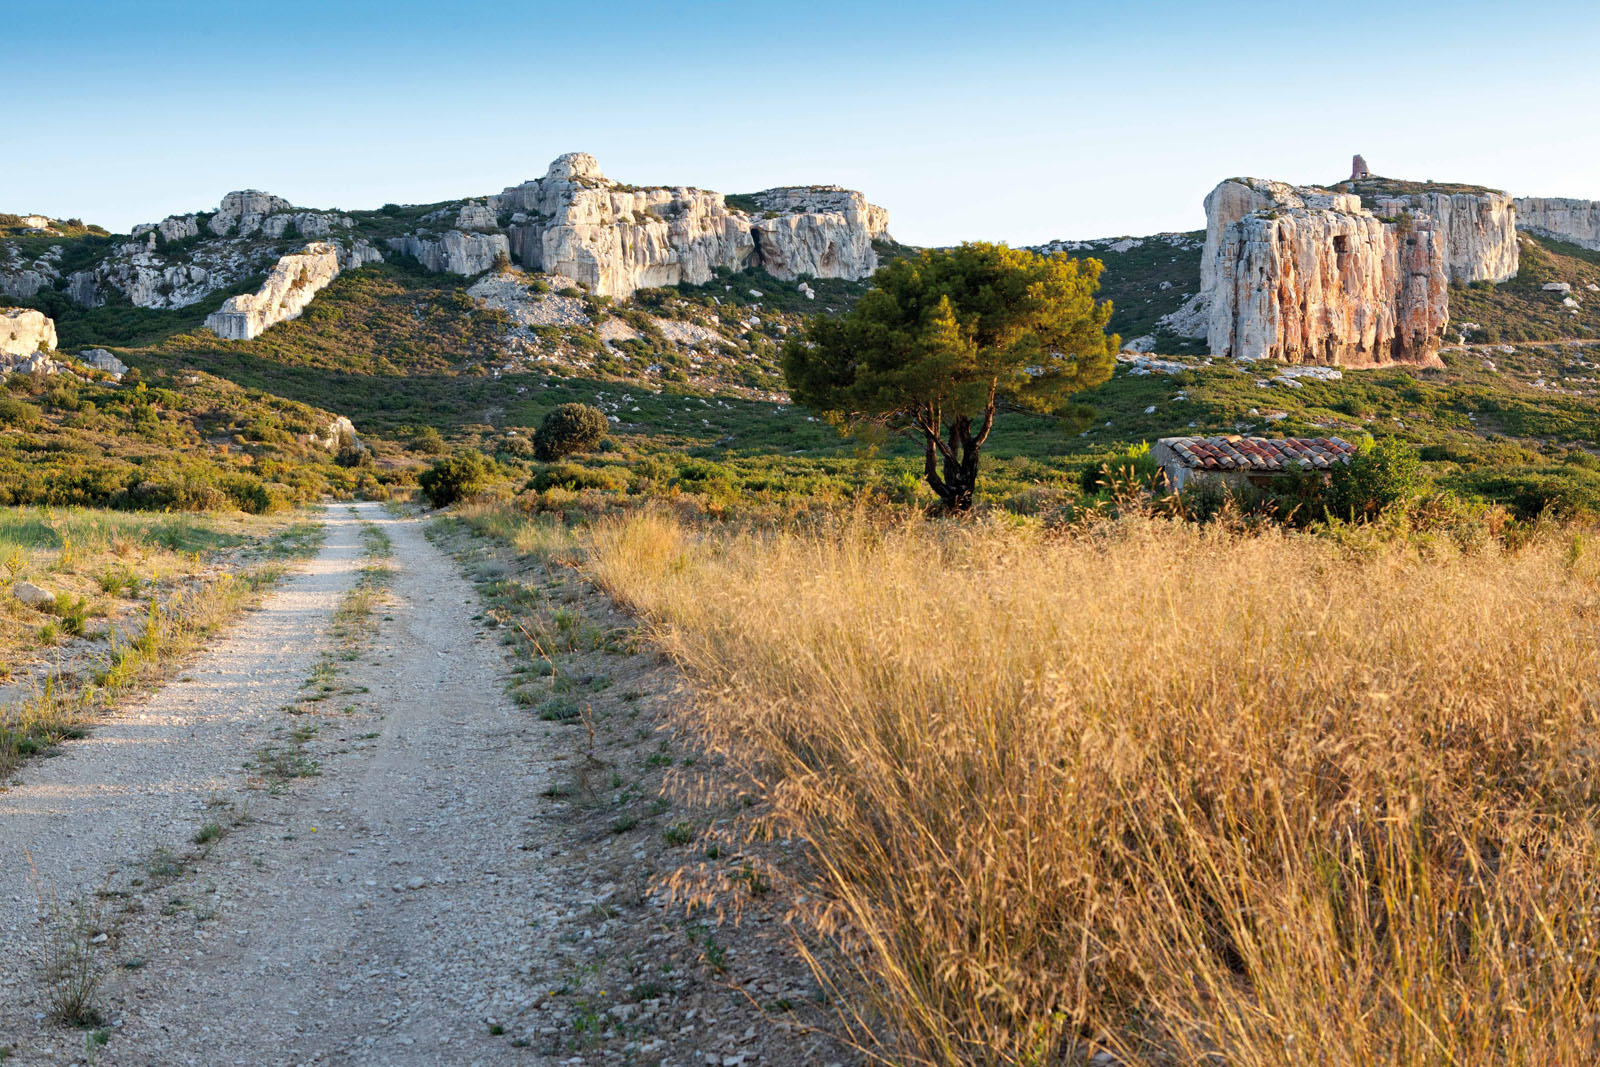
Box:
left=1515, top=197, right=1600, bottom=251
left=313, top=415, right=357, bottom=451
left=0, top=307, right=56, bottom=356
left=204, top=243, right=343, bottom=340
left=12, top=581, right=54, bottom=608
left=78, top=348, right=128, bottom=379
left=13, top=352, right=66, bottom=375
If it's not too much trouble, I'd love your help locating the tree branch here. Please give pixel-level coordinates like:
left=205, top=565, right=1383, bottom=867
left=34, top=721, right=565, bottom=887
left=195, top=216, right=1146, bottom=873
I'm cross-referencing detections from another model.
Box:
left=972, top=380, right=999, bottom=448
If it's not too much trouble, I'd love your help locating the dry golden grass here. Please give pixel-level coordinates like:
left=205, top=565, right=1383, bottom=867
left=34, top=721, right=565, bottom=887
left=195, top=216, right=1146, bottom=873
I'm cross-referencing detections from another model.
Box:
left=583, top=510, right=1600, bottom=1066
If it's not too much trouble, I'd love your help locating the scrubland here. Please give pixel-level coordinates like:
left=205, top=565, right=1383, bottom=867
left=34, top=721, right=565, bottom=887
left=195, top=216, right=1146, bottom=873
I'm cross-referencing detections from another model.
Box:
left=555, top=506, right=1600, bottom=1065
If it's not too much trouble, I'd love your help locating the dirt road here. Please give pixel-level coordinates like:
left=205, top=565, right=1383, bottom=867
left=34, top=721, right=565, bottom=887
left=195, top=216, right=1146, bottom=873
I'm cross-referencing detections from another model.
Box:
left=1, top=504, right=845, bottom=1067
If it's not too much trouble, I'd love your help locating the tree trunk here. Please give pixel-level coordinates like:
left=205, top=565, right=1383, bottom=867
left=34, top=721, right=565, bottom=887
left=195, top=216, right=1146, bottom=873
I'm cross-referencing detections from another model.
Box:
left=921, top=415, right=982, bottom=511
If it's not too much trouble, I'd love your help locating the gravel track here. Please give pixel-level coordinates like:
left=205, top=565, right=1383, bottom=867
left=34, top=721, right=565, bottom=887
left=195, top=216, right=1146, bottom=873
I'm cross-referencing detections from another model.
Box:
left=1, top=502, right=851, bottom=1067
left=0, top=505, right=366, bottom=926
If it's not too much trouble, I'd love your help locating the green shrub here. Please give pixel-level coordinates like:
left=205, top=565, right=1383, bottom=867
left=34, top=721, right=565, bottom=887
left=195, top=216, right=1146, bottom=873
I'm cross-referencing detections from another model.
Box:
left=47, top=594, right=91, bottom=637
left=1452, top=466, right=1600, bottom=520
left=410, top=426, right=447, bottom=455
left=1080, top=441, right=1163, bottom=495
left=527, top=462, right=628, bottom=493
left=533, top=403, right=609, bottom=462
left=418, top=450, right=493, bottom=508
left=1325, top=437, right=1421, bottom=521
left=0, top=397, right=41, bottom=428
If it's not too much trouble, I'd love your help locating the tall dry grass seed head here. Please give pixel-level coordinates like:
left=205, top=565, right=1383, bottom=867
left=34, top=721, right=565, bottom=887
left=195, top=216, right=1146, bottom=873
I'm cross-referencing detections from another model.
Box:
left=587, top=511, right=1600, bottom=1067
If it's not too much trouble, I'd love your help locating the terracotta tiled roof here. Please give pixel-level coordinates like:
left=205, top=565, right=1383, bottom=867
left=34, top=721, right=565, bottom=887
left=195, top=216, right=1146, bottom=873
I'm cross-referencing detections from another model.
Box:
left=1159, top=435, right=1358, bottom=472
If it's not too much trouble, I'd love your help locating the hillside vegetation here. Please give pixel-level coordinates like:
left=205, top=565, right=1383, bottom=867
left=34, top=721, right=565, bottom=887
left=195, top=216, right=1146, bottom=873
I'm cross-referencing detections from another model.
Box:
left=5, top=195, right=1600, bottom=523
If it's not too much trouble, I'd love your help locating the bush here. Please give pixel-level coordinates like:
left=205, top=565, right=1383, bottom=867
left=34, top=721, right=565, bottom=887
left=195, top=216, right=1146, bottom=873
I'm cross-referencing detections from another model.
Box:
left=0, top=397, right=41, bottom=428
left=410, top=425, right=447, bottom=455
left=1454, top=466, right=1600, bottom=520
left=533, top=403, right=609, bottom=462
left=418, top=450, right=493, bottom=508
left=1080, top=441, right=1163, bottom=495
left=527, top=462, right=629, bottom=493
left=334, top=444, right=373, bottom=469
left=1325, top=436, right=1421, bottom=521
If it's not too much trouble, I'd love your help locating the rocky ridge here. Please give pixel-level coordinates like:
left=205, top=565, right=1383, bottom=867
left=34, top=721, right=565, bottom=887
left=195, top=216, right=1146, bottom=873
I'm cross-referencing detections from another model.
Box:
left=488, top=153, right=889, bottom=298
left=1339, top=179, right=1519, bottom=284
left=2, top=154, right=887, bottom=342
left=78, top=193, right=377, bottom=311
left=1515, top=198, right=1600, bottom=251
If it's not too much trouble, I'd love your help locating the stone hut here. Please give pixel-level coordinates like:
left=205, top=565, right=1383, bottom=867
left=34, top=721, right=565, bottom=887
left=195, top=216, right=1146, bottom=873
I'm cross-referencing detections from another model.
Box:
left=1154, top=435, right=1358, bottom=491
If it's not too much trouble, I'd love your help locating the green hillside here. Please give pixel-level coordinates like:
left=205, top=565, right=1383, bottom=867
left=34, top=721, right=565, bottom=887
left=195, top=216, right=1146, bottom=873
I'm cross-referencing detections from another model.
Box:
left=5, top=210, right=1600, bottom=521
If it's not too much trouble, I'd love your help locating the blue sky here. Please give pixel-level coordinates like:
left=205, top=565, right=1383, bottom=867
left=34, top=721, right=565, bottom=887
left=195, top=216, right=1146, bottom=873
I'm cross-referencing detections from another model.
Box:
left=9, top=0, right=1600, bottom=246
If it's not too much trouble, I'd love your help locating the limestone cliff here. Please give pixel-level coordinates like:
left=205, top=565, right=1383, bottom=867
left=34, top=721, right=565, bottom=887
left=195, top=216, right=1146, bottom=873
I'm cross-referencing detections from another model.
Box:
left=1358, top=187, right=1518, bottom=284
left=1202, top=178, right=1448, bottom=367
left=386, top=230, right=509, bottom=276
left=204, top=243, right=344, bottom=341
left=488, top=153, right=888, bottom=299
left=1515, top=198, right=1600, bottom=251
left=750, top=187, right=889, bottom=280
left=0, top=308, right=57, bottom=357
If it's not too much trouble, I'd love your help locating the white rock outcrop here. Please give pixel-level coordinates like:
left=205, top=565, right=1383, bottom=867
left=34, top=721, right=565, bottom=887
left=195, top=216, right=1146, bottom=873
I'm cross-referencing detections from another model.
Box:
left=0, top=269, right=50, bottom=300
left=204, top=243, right=343, bottom=341
left=209, top=190, right=295, bottom=236
left=454, top=202, right=498, bottom=231
left=749, top=187, right=889, bottom=280
left=0, top=307, right=56, bottom=356
left=339, top=239, right=384, bottom=270
left=1368, top=190, right=1518, bottom=283
left=1, top=240, right=63, bottom=300
left=490, top=154, right=888, bottom=299
left=66, top=271, right=100, bottom=307
left=133, top=214, right=201, bottom=243
left=13, top=581, right=54, bottom=608
left=1515, top=198, right=1600, bottom=251
left=387, top=229, right=508, bottom=275
left=312, top=415, right=358, bottom=451
left=78, top=348, right=128, bottom=379
left=1201, top=178, right=1448, bottom=367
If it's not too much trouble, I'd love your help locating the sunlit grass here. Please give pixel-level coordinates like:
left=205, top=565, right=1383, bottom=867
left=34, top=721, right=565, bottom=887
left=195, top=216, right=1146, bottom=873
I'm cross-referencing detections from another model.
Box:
left=581, top=508, right=1600, bottom=1066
